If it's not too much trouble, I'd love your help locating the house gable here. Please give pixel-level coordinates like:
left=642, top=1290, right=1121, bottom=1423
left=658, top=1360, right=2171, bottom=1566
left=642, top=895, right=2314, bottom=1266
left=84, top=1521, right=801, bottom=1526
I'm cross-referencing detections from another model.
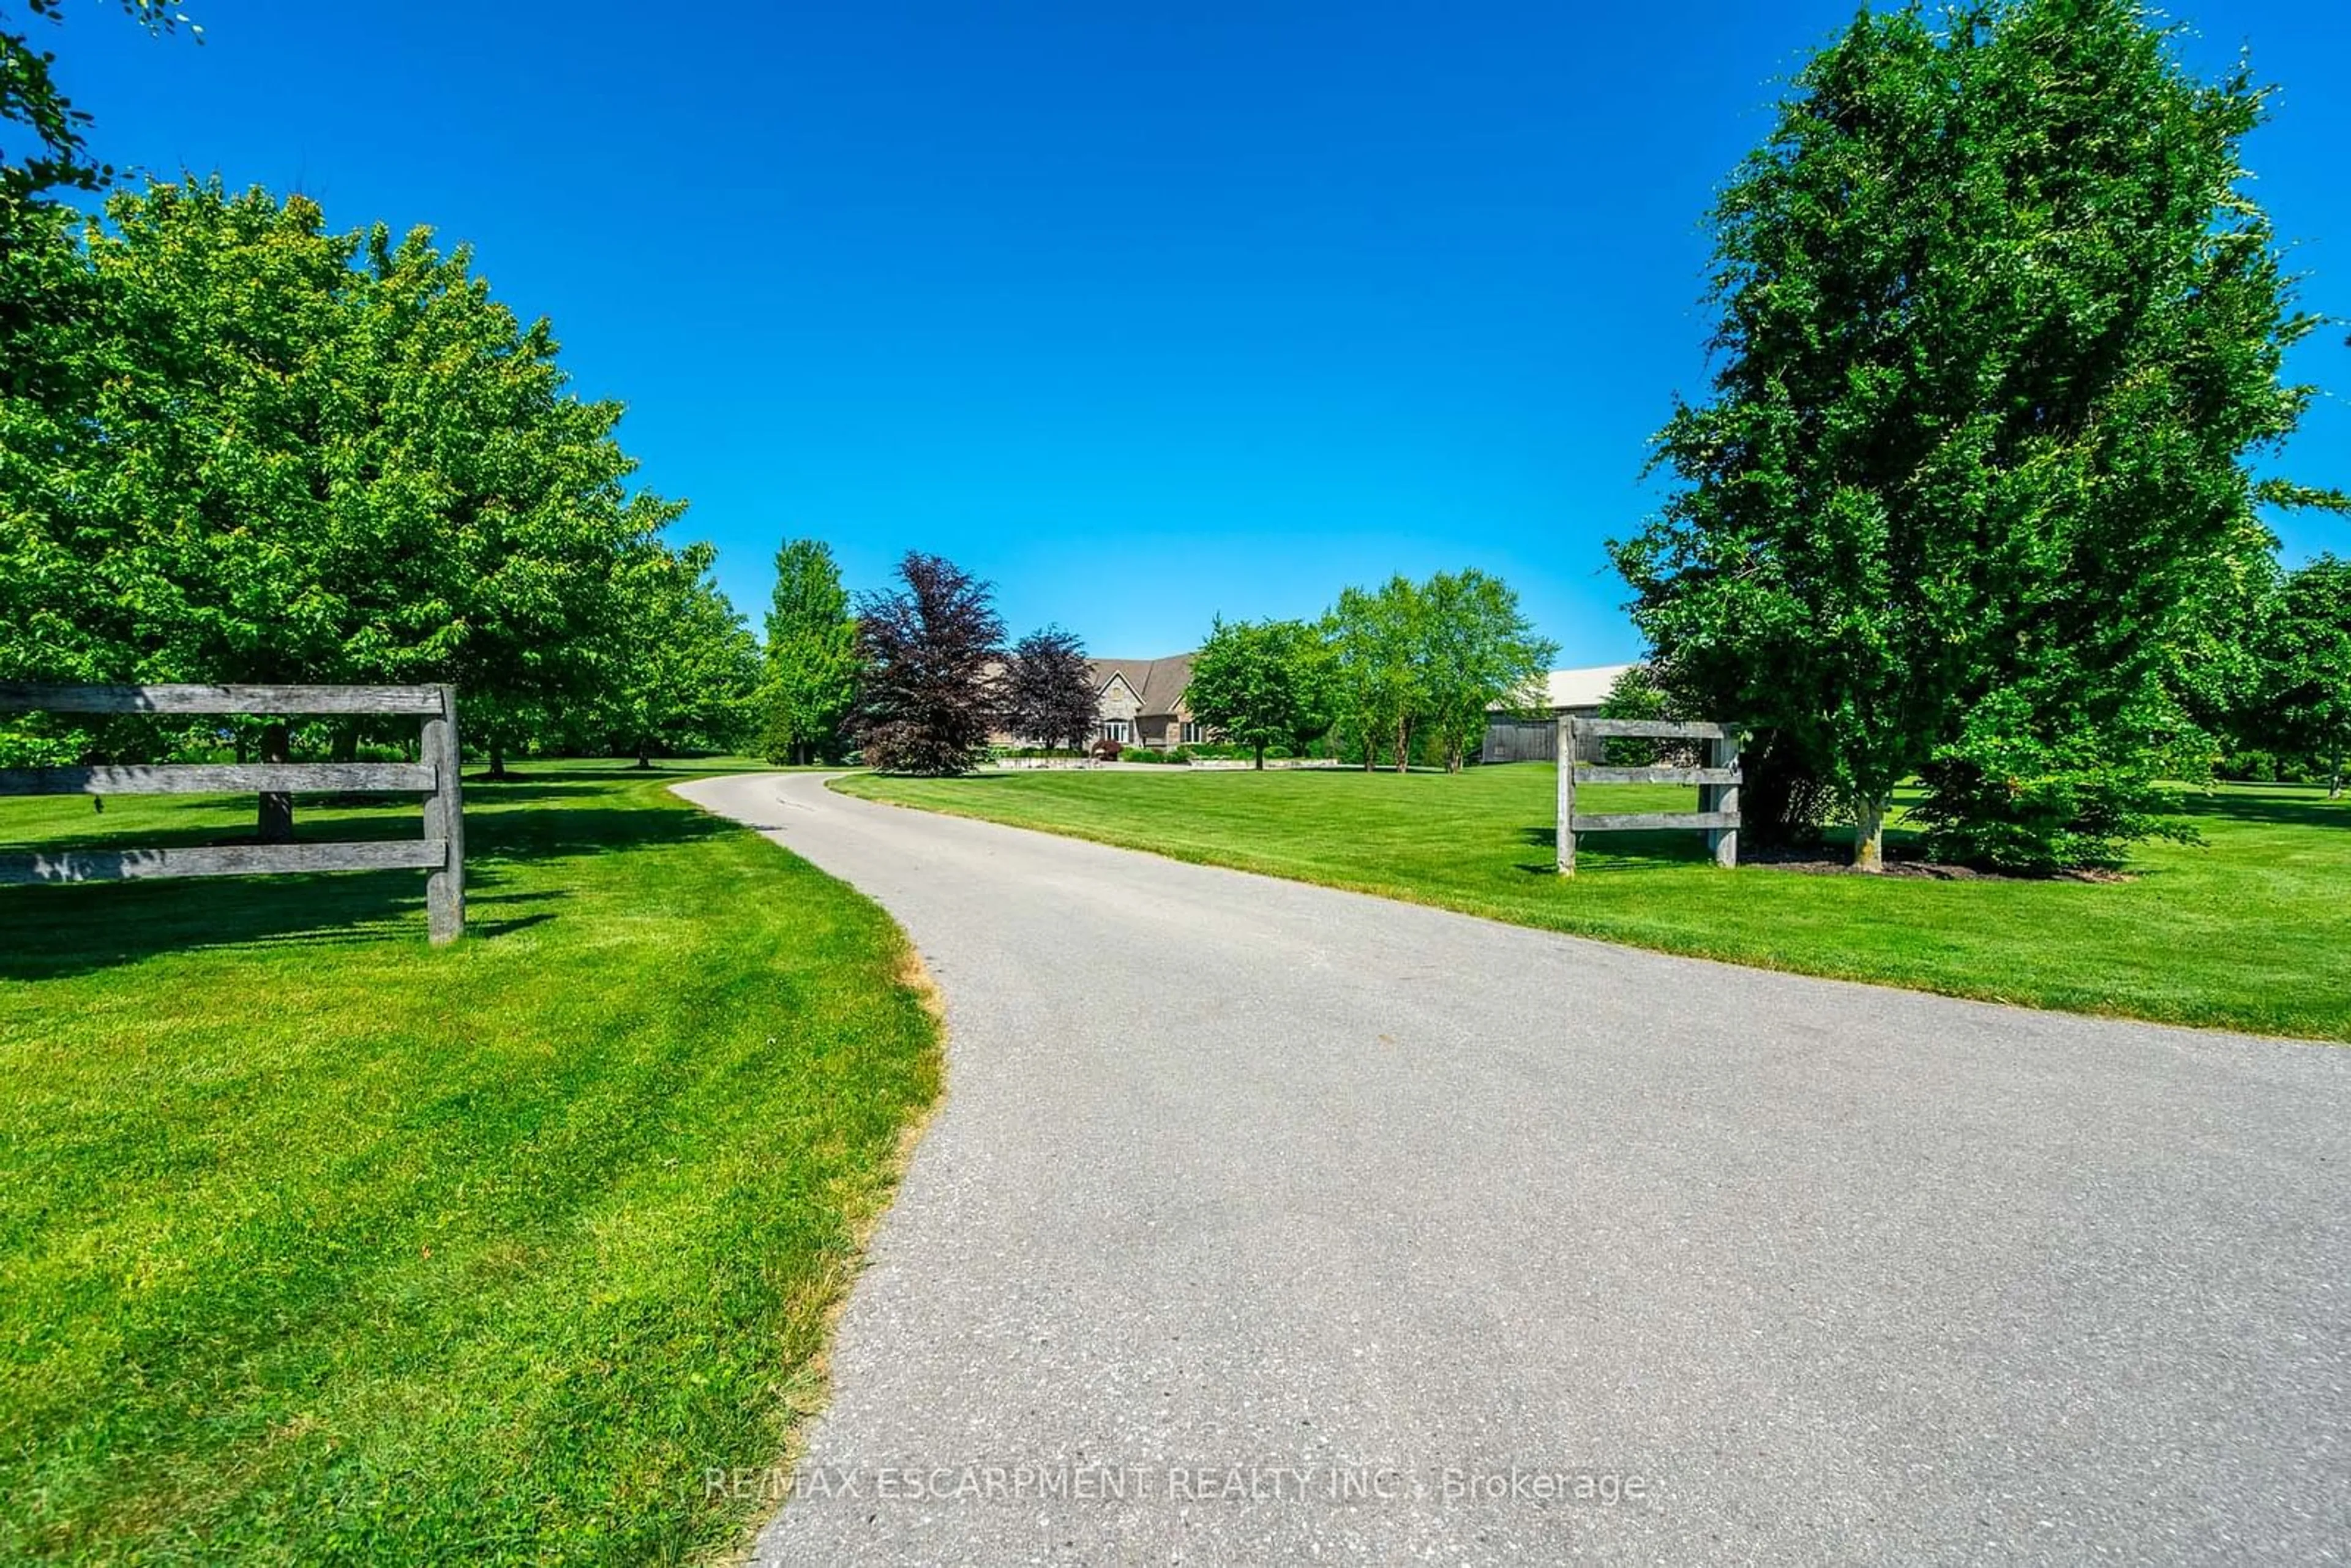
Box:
left=1082, top=654, right=1201, bottom=746
left=1096, top=671, right=1144, bottom=722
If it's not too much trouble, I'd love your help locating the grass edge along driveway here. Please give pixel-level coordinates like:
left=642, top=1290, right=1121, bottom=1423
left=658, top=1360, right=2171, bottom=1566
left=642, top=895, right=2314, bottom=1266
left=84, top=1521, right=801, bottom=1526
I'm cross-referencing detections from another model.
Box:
left=0, top=761, right=941, bottom=1566
left=833, top=765, right=2350, bottom=1044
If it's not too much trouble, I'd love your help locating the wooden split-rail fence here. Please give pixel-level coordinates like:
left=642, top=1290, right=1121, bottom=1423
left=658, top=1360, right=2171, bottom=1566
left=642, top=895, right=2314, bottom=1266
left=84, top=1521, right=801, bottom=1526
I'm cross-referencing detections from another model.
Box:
left=1556, top=716, right=1741, bottom=876
left=0, top=683, right=466, bottom=942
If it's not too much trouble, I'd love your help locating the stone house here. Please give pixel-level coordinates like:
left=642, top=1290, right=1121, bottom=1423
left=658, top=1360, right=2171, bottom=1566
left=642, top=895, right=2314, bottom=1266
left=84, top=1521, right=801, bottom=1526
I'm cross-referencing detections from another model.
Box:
left=1084, top=655, right=1202, bottom=750
left=992, top=653, right=1203, bottom=751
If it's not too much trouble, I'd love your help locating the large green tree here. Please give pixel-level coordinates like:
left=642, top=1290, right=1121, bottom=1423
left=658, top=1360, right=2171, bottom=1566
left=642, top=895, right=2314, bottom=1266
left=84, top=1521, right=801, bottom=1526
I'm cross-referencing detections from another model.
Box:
left=760, top=538, right=857, bottom=765
left=4, top=0, right=179, bottom=768
left=1322, top=578, right=1422, bottom=773
left=1321, top=571, right=1552, bottom=772
left=2256, top=555, right=2351, bottom=797
left=590, top=539, right=761, bottom=768
left=1, top=179, right=692, bottom=815
left=1187, top=617, right=1327, bottom=770
left=0, top=198, right=108, bottom=729
left=1411, top=568, right=1555, bottom=773
left=1614, top=0, right=2335, bottom=871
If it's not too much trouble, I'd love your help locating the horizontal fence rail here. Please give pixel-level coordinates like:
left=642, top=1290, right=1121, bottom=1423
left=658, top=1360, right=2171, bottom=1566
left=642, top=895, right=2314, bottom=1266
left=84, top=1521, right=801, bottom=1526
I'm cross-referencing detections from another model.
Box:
left=0, top=683, right=465, bottom=941
left=0, top=840, right=450, bottom=886
left=0, top=682, right=448, bottom=716
left=0, top=762, right=437, bottom=796
left=1569, top=810, right=1740, bottom=834
left=1558, top=716, right=1742, bottom=876
left=1577, top=765, right=1740, bottom=787
left=1577, top=717, right=1740, bottom=741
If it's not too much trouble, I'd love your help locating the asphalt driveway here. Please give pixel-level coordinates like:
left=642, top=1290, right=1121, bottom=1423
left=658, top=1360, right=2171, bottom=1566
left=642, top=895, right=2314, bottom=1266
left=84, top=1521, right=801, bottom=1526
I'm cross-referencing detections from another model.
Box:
left=675, top=771, right=2349, bottom=1567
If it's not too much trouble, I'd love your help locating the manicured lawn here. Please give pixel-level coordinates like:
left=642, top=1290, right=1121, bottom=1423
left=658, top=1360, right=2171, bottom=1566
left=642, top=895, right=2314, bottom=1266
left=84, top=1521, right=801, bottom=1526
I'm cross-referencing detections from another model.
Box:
left=837, top=765, right=2351, bottom=1043
left=1, top=760, right=941, bottom=1565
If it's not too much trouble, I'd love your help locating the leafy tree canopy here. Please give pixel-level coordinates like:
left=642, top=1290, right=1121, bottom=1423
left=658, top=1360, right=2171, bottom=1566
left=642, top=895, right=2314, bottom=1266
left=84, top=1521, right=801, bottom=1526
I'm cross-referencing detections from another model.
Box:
left=1411, top=568, right=1555, bottom=773
left=1000, top=625, right=1096, bottom=753
left=583, top=539, right=762, bottom=767
left=1614, top=0, right=2338, bottom=870
left=2255, top=554, right=2351, bottom=797
left=1322, top=577, right=1423, bottom=773
left=1187, top=617, right=1328, bottom=770
left=1319, top=570, right=1552, bottom=772
left=851, top=551, right=1005, bottom=776
left=1, top=178, right=712, bottom=793
left=760, top=538, right=858, bottom=765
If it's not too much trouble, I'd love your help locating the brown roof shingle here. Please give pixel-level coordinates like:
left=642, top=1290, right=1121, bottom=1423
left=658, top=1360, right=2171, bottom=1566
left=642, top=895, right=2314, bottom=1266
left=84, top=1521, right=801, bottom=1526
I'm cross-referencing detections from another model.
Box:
left=1087, top=654, right=1195, bottom=717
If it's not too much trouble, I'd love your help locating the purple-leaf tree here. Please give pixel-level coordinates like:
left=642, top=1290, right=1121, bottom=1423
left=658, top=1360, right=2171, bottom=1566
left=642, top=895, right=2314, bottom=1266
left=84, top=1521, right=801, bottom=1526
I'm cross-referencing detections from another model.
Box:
left=1000, top=626, right=1097, bottom=753
left=852, top=552, right=1007, bottom=775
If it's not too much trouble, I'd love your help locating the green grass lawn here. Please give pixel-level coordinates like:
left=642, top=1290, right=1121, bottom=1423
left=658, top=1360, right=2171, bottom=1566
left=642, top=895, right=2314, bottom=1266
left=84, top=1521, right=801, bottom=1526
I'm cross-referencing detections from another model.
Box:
left=1, top=760, right=941, bottom=1565
left=837, top=765, right=2351, bottom=1043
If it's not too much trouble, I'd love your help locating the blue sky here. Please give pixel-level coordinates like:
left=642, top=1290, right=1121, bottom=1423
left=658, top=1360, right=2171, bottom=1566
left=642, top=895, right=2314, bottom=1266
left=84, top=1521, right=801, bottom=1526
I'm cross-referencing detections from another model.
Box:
left=54, top=0, right=2351, bottom=664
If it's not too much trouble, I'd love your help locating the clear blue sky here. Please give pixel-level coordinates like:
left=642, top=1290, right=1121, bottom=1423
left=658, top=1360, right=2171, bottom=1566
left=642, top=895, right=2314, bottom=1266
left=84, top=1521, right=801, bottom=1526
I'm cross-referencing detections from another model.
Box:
left=54, top=0, right=2351, bottom=663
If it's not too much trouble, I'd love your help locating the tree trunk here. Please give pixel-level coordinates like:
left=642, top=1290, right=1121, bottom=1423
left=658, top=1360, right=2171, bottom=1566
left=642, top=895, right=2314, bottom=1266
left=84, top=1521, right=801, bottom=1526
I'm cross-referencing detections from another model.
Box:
left=1852, top=795, right=1888, bottom=871
left=488, top=736, right=508, bottom=780
left=1392, top=716, right=1410, bottom=774
left=636, top=741, right=652, bottom=770
left=1252, top=742, right=1265, bottom=770
left=2330, top=743, right=2342, bottom=799
left=257, top=721, right=294, bottom=843
left=331, top=721, right=359, bottom=763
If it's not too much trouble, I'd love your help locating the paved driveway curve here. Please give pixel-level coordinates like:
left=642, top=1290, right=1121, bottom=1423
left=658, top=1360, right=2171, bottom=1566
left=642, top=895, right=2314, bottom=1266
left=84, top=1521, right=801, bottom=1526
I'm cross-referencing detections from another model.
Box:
left=675, top=772, right=2349, bottom=1567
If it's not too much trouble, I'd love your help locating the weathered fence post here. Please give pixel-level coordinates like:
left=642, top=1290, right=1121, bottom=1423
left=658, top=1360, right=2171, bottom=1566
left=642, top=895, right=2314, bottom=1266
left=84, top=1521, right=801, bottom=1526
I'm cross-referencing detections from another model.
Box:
left=421, top=683, right=466, bottom=943
left=1704, top=731, right=1740, bottom=868
left=1557, top=715, right=1577, bottom=876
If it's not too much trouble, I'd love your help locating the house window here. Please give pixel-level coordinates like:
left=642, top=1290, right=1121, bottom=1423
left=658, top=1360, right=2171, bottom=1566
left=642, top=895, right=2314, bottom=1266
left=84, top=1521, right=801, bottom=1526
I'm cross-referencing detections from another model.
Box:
left=1180, top=722, right=1204, bottom=745
left=1100, top=719, right=1132, bottom=743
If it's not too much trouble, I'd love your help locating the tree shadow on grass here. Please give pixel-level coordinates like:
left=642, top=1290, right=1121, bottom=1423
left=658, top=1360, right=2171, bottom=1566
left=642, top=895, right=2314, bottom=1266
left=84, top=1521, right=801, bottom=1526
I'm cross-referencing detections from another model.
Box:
left=466, top=801, right=733, bottom=862
left=0, top=869, right=580, bottom=981
left=848, top=771, right=1022, bottom=788
left=466, top=906, right=560, bottom=939
left=1514, top=823, right=1721, bottom=874
left=3, top=872, right=434, bottom=980
left=2173, top=789, right=2348, bottom=832
left=439, top=781, right=623, bottom=806
left=0, top=798, right=726, bottom=981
